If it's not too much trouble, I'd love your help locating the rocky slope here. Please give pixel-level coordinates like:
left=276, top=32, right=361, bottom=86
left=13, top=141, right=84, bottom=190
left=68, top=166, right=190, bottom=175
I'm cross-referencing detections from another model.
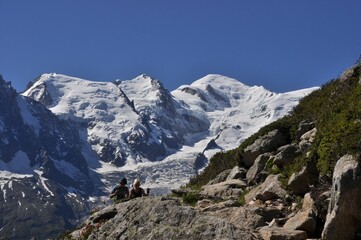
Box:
left=65, top=63, right=361, bottom=240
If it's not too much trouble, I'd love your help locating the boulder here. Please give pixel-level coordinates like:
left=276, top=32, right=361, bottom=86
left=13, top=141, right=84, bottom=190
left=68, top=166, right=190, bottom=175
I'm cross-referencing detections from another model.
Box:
left=273, top=144, right=302, bottom=167
left=283, top=193, right=317, bottom=236
left=287, top=163, right=317, bottom=196
left=246, top=153, right=272, bottom=185
left=201, top=179, right=247, bottom=198
left=243, top=129, right=289, bottom=167
left=207, top=169, right=232, bottom=185
left=298, top=128, right=317, bottom=153
left=322, top=155, right=361, bottom=240
left=226, top=166, right=247, bottom=180
left=259, top=226, right=307, bottom=240
left=245, top=174, right=287, bottom=203
left=295, top=121, right=315, bottom=142
left=255, top=206, right=284, bottom=223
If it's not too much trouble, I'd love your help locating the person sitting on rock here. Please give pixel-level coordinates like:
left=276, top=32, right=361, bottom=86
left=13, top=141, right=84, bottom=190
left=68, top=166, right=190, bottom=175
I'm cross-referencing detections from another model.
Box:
left=129, top=179, right=150, bottom=199
left=109, top=177, right=129, bottom=203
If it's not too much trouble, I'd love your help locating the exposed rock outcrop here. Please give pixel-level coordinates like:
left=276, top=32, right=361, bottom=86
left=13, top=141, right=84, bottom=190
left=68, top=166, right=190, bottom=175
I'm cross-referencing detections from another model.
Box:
left=322, top=155, right=361, bottom=240
left=71, top=197, right=259, bottom=240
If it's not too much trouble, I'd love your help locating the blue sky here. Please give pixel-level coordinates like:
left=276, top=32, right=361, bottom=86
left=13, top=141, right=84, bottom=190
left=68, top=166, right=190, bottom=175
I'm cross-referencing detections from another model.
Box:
left=1, top=1, right=361, bottom=93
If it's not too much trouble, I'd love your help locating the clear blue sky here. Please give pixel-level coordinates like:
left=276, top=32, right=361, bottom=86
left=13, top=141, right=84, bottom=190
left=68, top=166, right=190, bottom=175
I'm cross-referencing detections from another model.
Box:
left=1, top=1, right=361, bottom=93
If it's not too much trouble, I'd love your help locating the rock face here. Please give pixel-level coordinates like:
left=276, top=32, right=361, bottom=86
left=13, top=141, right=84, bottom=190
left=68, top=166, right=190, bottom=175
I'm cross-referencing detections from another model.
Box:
left=0, top=76, right=95, bottom=239
left=322, top=155, right=361, bottom=240
left=71, top=197, right=258, bottom=240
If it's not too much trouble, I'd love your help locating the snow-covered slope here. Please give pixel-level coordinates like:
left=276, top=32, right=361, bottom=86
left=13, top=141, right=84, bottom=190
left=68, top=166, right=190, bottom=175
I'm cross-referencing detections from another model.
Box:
left=0, top=75, right=96, bottom=239
left=23, top=73, right=318, bottom=195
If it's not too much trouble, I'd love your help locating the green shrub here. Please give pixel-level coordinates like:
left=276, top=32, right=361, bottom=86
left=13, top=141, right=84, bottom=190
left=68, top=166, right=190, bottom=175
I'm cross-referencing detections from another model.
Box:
left=182, top=191, right=200, bottom=206
left=239, top=188, right=250, bottom=206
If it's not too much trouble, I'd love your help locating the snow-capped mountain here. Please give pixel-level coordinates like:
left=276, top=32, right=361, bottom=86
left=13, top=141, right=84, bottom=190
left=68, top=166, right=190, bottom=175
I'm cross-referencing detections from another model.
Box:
left=23, top=73, right=318, bottom=193
left=0, top=72, right=317, bottom=238
left=0, top=75, right=99, bottom=239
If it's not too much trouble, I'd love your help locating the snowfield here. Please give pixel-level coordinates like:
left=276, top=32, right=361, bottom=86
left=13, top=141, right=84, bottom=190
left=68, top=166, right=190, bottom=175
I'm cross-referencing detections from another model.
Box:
left=22, top=73, right=319, bottom=196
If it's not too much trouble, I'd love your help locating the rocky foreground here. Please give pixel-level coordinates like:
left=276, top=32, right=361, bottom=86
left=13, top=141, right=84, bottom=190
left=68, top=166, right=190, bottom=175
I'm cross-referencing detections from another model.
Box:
left=64, top=119, right=361, bottom=240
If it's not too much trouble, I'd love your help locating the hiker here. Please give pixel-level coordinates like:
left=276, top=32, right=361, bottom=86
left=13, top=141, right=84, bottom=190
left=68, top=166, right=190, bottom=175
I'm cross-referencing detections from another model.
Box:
left=109, top=177, right=129, bottom=202
left=129, top=179, right=150, bottom=199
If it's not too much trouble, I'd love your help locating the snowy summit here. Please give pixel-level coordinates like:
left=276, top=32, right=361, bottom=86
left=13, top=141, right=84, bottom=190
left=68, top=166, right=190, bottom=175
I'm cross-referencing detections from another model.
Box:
left=23, top=73, right=318, bottom=193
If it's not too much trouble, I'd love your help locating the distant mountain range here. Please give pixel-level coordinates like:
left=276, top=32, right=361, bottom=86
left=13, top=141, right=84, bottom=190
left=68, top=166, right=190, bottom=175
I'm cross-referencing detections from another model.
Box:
left=0, top=73, right=317, bottom=239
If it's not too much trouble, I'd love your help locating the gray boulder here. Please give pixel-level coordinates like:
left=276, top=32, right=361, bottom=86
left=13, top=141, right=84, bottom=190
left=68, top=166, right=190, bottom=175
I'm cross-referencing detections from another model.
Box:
left=298, top=127, right=317, bottom=153
left=226, top=166, right=247, bottom=180
left=245, top=174, right=287, bottom=203
left=295, top=120, right=315, bottom=142
left=283, top=193, right=317, bottom=236
left=207, top=169, right=232, bottom=185
left=246, top=153, right=272, bottom=185
left=259, top=226, right=307, bottom=240
left=287, top=163, right=317, bottom=196
left=322, top=155, right=361, bottom=240
left=201, top=179, right=247, bottom=199
left=243, top=129, right=289, bottom=167
left=273, top=144, right=302, bottom=167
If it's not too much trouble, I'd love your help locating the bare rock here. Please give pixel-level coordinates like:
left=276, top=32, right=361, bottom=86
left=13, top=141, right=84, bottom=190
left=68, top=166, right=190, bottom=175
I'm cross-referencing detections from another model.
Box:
left=322, top=155, right=361, bottom=240
left=273, top=144, right=302, bottom=167
left=79, top=196, right=258, bottom=240
left=259, top=226, right=307, bottom=240
left=206, top=205, right=266, bottom=230
left=227, top=166, right=247, bottom=180
left=201, top=179, right=247, bottom=198
left=194, top=199, right=215, bottom=209
left=283, top=193, right=317, bottom=236
left=243, top=129, right=289, bottom=167
left=287, top=162, right=318, bottom=196
left=295, top=121, right=315, bottom=142
left=207, top=169, right=232, bottom=185
left=245, top=174, right=287, bottom=203
left=298, top=128, right=317, bottom=153
left=246, top=153, right=272, bottom=185
left=255, top=206, right=284, bottom=223
left=199, top=199, right=240, bottom=212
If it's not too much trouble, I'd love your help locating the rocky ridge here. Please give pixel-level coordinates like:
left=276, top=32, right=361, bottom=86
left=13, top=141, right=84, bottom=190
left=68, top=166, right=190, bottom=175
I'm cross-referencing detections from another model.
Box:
left=67, top=120, right=361, bottom=240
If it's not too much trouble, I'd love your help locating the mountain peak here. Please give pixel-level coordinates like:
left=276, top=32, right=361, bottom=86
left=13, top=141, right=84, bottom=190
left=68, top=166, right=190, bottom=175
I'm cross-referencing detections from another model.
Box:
left=192, top=74, right=248, bottom=88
